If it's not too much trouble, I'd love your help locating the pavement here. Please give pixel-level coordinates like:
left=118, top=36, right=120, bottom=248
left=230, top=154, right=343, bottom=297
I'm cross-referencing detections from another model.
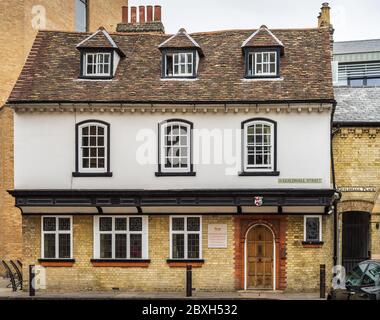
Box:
left=0, top=287, right=324, bottom=300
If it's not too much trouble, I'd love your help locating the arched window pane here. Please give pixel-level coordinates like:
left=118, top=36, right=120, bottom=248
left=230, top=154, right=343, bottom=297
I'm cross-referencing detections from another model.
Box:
left=161, top=121, right=191, bottom=173
left=78, top=122, right=108, bottom=172
left=245, top=121, right=273, bottom=171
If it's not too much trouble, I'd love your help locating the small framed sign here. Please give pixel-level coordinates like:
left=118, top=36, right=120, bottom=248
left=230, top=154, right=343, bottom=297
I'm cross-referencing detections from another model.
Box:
left=208, top=224, right=227, bottom=248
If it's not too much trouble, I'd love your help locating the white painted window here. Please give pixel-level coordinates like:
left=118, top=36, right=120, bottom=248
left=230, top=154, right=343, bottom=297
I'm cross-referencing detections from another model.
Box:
left=41, top=216, right=73, bottom=259
left=78, top=121, right=108, bottom=173
left=243, top=120, right=274, bottom=172
left=170, top=216, right=202, bottom=259
left=304, top=216, right=322, bottom=242
left=248, top=51, right=277, bottom=76
left=160, top=121, right=191, bottom=173
left=165, top=52, right=194, bottom=77
left=93, top=216, right=148, bottom=259
left=84, top=52, right=111, bottom=76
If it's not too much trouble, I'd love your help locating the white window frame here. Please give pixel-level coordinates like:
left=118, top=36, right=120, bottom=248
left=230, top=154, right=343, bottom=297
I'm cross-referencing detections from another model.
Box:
left=243, top=120, right=274, bottom=172
left=41, top=216, right=73, bottom=259
left=165, top=52, right=194, bottom=77
left=304, top=215, right=323, bottom=242
left=78, top=121, right=108, bottom=173
left=248, top=51, right=277, bottom=76
left=83, top=52, right=112, bottom=77
left=93, top=216, right=149, bottom=260
left=169, top=216, right=202, bottom=260
left=160, top=121, right=191, bottom=173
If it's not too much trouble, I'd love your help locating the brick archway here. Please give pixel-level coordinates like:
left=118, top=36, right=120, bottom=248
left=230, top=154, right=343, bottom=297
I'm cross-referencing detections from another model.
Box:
left=338, top=200, right=374, bottom=215
left=234, top=215, right=287, bottom=290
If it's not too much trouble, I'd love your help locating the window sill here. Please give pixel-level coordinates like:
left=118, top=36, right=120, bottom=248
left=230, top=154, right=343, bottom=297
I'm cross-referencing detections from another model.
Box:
left=161, top=76, right=197, bottom=80
left=302, top=241, right=324, bottom=248
left=239, top=171, right=280, bottom=177
left=244, top=75, right=280, bottom=79
left=167, top=259, right=204, bottom=268
left=72, top=172, right=113, bottom=177
left=38, top=259, right=75, bottom=267
left=90, top=259, right=150, bottom=268
left=79, top=76, right=114, bottom=80
left=155, top=172, right=196, bottom=177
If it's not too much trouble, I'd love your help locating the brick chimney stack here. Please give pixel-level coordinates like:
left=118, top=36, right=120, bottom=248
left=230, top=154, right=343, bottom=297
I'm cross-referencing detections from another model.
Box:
left=117, top=4, right=165, bottom=34
left=318, top=3, right=331, bottom=28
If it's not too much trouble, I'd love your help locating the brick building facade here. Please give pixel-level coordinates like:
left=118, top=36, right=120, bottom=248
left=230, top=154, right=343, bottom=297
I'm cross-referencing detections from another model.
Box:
left=0, top=0, right=128, bottom=261
left=4, top=3, right=339, bottom=294
left=333, top=39, right=380, bottom=272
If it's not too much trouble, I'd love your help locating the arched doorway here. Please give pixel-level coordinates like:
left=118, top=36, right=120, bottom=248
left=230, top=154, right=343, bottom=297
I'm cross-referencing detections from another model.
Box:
left=342, top=211, right=370, bottom=273
left=245, top=224, right=275, bottom=290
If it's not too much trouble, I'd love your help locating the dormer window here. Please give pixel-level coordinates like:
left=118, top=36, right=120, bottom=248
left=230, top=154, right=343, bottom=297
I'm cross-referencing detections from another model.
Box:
left=83, top=52, right=112, bottom=77
left=76, top=27, right=125, bottom=80
left=159, top=28, right=203, bottom=79
left=164, top=51, right=196, bottom=78
left=249, top=51, right=277, bottom=76
left=247, top=50, right=278, bottom=77
left=242, top=25, right=284, bottom=79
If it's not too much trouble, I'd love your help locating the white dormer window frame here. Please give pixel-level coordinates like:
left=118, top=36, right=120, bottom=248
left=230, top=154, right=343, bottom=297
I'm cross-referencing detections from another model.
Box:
left=252, top=51, right=277, bottom=76
left=162, top=50, right=198, bottom=78
left=245, top=48, right=280, bottom=79
left=82, top=52, right=112, bottom=77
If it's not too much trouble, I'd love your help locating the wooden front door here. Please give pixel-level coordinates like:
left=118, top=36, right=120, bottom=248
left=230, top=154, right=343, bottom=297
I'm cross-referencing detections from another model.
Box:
left=246, top=225, right=274, bottom=289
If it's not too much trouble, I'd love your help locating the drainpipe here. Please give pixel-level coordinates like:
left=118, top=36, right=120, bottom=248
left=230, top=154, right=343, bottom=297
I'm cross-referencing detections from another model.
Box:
left=330, top=100, right=341, bottom=268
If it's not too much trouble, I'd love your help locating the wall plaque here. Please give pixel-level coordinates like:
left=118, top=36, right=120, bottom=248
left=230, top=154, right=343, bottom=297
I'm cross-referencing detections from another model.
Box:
left=208, top=224, right=227, bottom=248
left=337, top=187, right=377, bottom=193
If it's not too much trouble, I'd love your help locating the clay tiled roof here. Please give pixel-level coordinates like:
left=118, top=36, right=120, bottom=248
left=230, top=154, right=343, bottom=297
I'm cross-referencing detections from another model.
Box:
left=8, top=28, right=334, bottom=104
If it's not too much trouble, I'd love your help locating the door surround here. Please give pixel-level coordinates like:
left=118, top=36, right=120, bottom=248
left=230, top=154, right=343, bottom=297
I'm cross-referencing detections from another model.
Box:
left=244, top=223, right=276, bottom=290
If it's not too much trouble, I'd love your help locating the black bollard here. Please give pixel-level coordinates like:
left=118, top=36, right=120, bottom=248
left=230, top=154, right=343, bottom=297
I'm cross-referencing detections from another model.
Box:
left=320, top=264, right=326, bottom=299
left=29, top=265, right=35, bottom=297
left=186, top=265, right=192, bottom=297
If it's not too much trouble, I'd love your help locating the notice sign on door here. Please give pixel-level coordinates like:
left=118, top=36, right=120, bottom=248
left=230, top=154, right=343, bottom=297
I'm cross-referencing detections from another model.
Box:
left=208, top=224, right=227, bottom=248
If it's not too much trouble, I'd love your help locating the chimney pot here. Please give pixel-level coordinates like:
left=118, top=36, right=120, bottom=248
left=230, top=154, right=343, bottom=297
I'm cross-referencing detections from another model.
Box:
left=147, top=6, right=153, bottom=22
left=154, top=5, right=162, bottom=22
left=116, top=3, right=165, bottom=34
left=319, top=2, right=331, bottom=28
left=131, top=6, right=137, bottom=24
left=122, top=6, right=129, bottom=24
left=139, top=6, right=146, bottom=23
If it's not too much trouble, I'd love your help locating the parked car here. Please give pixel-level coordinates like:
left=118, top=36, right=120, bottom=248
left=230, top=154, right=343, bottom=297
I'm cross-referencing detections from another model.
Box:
left=329, top=260, right=380, bottom=300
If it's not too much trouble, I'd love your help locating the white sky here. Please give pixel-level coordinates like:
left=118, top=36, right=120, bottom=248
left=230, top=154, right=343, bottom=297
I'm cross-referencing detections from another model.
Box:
left=128, top=0, right=380, bottom=41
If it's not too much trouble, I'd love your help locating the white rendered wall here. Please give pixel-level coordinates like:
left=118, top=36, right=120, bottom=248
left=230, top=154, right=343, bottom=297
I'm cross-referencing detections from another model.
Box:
left=14, top=110, right=332, bottom=190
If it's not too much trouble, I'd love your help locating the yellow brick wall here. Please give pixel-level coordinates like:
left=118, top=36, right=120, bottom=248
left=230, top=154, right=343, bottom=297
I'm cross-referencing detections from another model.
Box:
left=23, top=215, right=235, bottom=292
left=286, top=215, right=334, bottom=292
left=0, top=107, right=22, bottom=260
left=333, top=128, right=380, bottom=259
left=89, top=0, right=127, bottom=33
left=0, top=0, right=126, bottom=261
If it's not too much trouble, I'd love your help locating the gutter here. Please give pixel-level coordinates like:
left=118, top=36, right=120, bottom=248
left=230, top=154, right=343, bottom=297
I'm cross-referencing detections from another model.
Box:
left=333, top=121, right=380, bottom=128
